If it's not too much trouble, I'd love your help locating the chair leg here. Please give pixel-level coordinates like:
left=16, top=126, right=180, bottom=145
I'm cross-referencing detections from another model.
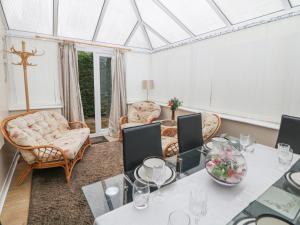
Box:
left=64, top=166, right=71, bottom=183
left=16, top=165, right=32, bottom=185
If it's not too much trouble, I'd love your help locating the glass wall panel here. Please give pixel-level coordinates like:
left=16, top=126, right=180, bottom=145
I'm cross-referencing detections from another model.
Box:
left=127, top=26, right=149, bottom=49
left=2, top=0, right=53, bottom=34
left=58, top=0, right=104, bottom=40
left=214, top=0, right=284, bottom=24
left=160, top=0, right=226, bottom=35
left=290, top=0, right=300, bottom=7
left=146, top=28, right=166, bottom=48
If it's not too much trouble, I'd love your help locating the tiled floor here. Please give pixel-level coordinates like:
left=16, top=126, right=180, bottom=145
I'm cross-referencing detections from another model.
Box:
left=0, top=160, right=31, bottom=225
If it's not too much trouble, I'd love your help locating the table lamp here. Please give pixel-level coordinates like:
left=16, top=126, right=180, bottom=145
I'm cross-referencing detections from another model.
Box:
left=142, top=80, right=154, bottom=101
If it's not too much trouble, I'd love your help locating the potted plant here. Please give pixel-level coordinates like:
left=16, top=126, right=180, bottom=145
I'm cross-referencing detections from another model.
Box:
left=168, top=97, right=183, bottom=120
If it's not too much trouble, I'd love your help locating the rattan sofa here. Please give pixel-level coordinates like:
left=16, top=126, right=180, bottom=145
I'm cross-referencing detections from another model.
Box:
left=0, top=110, right=91, bottom=184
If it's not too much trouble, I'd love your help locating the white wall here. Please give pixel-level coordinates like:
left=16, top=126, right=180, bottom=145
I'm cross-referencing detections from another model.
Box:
left=6, top=37, right=61, bottom=111
left=150, top=16, right=300, bottom=124
left=125, top=52, right=151, bottom=102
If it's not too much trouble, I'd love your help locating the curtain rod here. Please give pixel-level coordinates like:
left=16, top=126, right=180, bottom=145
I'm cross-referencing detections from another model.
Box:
left=35, top=35, right=131, bottom=52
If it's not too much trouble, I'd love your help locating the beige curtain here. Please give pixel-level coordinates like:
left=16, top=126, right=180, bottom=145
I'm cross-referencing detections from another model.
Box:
left=58, top=43, right=84, bottom=122
left=109, top=50, right=127, bottom=137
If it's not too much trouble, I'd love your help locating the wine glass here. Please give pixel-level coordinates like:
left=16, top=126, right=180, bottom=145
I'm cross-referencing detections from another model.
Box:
left=168, top=210, right=191, bottom=225
left=152, top=161, right=166, bottom=200
left=277, top=143, right=293, bottom=170
left=132, top=180, right=150, bottom=209
left=189, top=189, right=207, bottom=225
left=240, top=134, right=250, bottom=151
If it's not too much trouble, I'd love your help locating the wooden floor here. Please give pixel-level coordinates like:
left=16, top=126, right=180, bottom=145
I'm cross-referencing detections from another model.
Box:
left=0, top=160, right=31, bottom=225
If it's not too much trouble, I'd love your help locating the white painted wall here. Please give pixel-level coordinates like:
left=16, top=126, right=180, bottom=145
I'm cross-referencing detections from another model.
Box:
left=125, top=52, right=151, bottom=102
left=150, top=16, right=300, bottom=124
left=6, top=37, right=61, bottom=111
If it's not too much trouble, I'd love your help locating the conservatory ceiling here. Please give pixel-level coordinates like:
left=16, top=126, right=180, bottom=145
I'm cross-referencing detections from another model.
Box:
left=1, top=0, right=300, bottom=52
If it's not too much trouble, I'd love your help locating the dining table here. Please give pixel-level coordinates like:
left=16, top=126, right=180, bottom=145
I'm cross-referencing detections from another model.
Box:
left=82, top=140, right=300, bottom=225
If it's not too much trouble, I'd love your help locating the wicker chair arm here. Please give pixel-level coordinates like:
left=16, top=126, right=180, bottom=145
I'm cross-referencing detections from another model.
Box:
left=163, top=142, right=179, bottom=158
left=161, top=127, right=177, bottom=137
left=22, top=145, right=69, bottom=164
left=119, top=116, right=128, bottom=125
left=69, top=121, right=87, bottom=129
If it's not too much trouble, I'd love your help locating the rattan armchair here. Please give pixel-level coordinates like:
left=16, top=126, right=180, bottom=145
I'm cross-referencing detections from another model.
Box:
left=0, top=111, right=91, bottom=185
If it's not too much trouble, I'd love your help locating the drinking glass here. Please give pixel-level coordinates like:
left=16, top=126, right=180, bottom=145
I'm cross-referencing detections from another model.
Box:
left=240, top=134, right=250, bottom=151
left=152, top=161, right=166, bottom=199
left=189, top=189, right=207, bottom=225
left=277, top=143, right=293, bottom=169
left=132, top=180, right=150, bottom=210
left=168, top=210, right=191, bottom=225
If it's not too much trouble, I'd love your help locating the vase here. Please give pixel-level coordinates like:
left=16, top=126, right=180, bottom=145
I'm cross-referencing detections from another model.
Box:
left=171, top=110, right=175, bottom=120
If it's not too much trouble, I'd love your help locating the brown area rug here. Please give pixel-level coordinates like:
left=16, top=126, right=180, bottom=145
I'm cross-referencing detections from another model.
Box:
left=28, top=141, right=123, bottom=225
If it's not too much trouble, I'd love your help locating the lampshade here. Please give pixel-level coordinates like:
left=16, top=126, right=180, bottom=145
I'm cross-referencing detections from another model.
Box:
left=142, top=80, right=154, bottom=90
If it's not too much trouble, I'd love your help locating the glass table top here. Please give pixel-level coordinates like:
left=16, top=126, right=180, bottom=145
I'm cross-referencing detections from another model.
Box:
left=82, top=147, right=206, bottom=218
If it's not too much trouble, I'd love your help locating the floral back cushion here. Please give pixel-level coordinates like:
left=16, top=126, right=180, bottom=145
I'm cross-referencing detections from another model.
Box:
left=128, top=101, right=161, bottom=123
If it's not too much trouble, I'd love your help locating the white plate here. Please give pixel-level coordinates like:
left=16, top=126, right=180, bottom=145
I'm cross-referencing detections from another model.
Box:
left=256, top=215, right=292, bottom=225
left=134, top=165, right=176, bottom=187
left=234, top=218, right=256, bottom=225
left=285, top=172, right=300, bottom=190
left=143, top=157, right=165, bottom=168
left=289, top=172, right=300, bottom=187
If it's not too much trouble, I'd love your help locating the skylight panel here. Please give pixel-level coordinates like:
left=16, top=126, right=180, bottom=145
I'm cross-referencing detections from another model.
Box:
left=1, top=0, right=53, bottom=34
left=96, top=0, right=138, bottom=45
left=58, top=0, right=104, bottom=40
left=135, top=0, right=190, bottom=43
left=214, top=0, right=284, bottom=24
left=290, top=0, right=300, bottom=7
left=127, top=26, right=150, bottom=49
left=146, top=28, right=166, bottom=48
left=159, top=0, right=226, bottom=35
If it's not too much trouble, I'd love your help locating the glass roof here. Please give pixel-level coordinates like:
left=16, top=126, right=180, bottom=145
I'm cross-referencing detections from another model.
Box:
left=1, top=0, right=299, bottom=51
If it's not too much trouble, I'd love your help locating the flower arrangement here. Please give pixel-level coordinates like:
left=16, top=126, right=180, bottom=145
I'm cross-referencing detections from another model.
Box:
left=168, top=97, right=182, bottom=120
left=206, top=145, right=247, bottom=185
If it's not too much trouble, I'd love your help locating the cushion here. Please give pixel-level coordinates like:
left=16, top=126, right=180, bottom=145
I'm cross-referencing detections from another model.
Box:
left=121, top=122, right=144, bottom=130
left=202, top=113, right=219, bottom=140
left=128, top=101, right=161, bottom=123
left=6, top=111, right=90, bottom=164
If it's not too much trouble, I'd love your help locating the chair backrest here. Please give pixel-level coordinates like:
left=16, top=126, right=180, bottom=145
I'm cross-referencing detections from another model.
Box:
left=276, top=114, right=300, bottom=154
left=122, top=123, right=162, bottom=172
left=177, top=113, right=203, bottom=153
left=128, top=101, right=161, bottom=123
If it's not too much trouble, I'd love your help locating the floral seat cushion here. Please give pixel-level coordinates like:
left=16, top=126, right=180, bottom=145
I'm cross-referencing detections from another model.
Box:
left=6, top=111, right=90, bottom=164
left=120, top=122, right=144, bottom=130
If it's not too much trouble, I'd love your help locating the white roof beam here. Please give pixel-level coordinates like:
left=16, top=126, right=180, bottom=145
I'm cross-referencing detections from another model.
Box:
left=143, top=22, right=170, bottom=44
left=124, top=21, right=139, bottom=46
left=92, top=0, right=109, bottom=41
left=53, top=0, right=59, bottom=36
left=0, top=1, right=8, bottom=30
left=281, top=0, right=292, bottom=10
left=152, top=0, right=195, bottom=37
left=131, top=0, right=153, bottom=50
left=206, top=0, right=232, bottom=26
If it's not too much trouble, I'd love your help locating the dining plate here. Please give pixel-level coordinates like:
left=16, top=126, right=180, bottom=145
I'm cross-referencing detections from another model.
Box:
left=233, top=217, right=256, bottom=225
left=285, top=172, right=300, bottom=190
left=289, top=172, right=300, bottom=187
left=256, top=214, right=293, bottom=225
left=134, top=164, right=176, bottom=187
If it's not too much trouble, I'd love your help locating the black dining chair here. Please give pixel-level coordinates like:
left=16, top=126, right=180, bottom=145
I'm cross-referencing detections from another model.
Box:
left=177, top=113, right=204, bottom=153
left=122, top=122, right=163, bottom=172
left=276, top=114, right=300, bottom=154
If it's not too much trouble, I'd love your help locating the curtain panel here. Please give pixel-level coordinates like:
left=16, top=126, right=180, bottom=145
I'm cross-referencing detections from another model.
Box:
left=58, top=43, right=84, bottom=122
left=109, top=50, right=127, bottom=137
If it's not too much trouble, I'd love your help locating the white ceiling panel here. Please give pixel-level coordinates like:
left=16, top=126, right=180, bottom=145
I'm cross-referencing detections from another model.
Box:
left=146, top=27, right=166, bottom=48
left=2, top=0, right=53, bottom=34
left=127, top=26, right=150, bottom=49
left=96, top=0, right=138, bottom=45
left=290, top=0, right=300, bottom=7
left=214, top=0, right=284, bottom=24
left=58, top=0, right=104, bottom=40
left=159, top=0, right=226, bottom=35
left=135, top=0, right=190, bottom=43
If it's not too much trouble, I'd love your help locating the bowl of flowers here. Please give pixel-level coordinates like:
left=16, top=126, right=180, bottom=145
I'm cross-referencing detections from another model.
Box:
left=205, top=142, right=247, bottom=186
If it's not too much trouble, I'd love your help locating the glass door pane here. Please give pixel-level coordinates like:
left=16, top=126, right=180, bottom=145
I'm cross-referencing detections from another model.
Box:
left=99, top=57, right=112, bottom=129
left=78, top=51, right=96, bottom=134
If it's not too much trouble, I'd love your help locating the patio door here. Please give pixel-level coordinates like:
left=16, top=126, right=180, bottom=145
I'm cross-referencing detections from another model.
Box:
left=78, top=50, right=112, bottom=137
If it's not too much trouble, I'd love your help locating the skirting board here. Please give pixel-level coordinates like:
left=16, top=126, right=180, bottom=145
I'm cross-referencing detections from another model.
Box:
left=0, top=152, right=20, bottom=214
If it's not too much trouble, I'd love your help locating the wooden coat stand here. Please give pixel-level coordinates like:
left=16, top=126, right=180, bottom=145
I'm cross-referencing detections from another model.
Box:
left=7, top=41, right=44, bottom=112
